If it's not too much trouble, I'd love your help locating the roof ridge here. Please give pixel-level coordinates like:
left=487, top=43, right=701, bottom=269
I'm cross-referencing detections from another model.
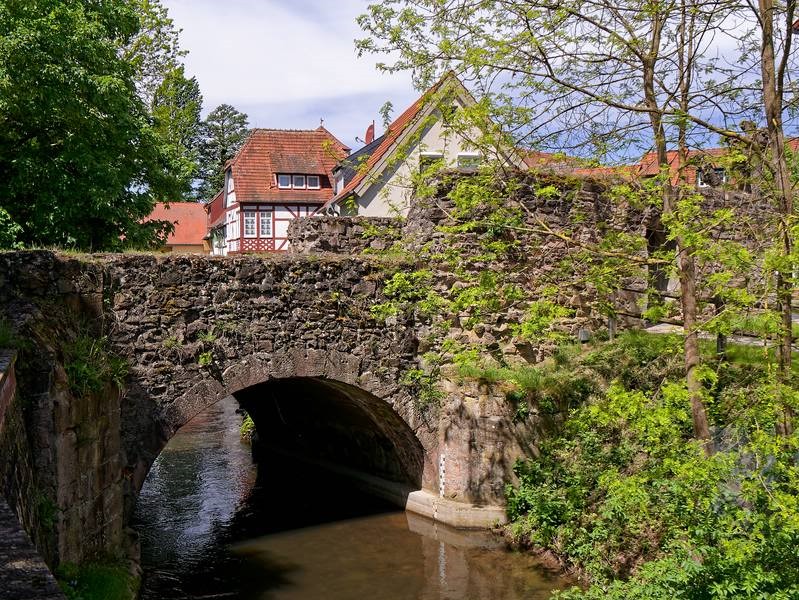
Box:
left=324, top=72, right=463, bottom=207
left=251, top=127, right=334, bottom=133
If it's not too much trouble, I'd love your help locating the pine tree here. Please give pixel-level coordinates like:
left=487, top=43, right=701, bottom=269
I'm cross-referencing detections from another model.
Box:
left=196, top=104, right=250, bottom=201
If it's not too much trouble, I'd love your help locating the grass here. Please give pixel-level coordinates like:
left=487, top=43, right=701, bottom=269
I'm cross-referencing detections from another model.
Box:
left=63, top=334, right=129, bottom=397
left=57, top=561, right=138, bottom=600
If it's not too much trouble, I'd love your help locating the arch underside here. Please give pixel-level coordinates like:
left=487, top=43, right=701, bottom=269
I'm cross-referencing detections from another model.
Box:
left=235, top=377, right=425, bottom=488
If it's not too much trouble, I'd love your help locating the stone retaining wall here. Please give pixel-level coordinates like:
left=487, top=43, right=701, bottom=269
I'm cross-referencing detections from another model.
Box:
left=287, top=216, right=402, bottom=254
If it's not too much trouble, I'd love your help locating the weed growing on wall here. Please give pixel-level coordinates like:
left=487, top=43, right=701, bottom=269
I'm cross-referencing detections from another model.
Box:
left=63, top=334, right=128, bottom=397
left=239, top=414, right=255, bottom=442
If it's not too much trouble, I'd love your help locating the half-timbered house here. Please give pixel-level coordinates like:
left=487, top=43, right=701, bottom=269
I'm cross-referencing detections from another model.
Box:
left=206, top=127, right=350, bottom=255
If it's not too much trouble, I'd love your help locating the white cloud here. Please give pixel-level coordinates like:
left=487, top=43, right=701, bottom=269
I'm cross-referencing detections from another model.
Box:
left=162, top=0, right=415, bottom=140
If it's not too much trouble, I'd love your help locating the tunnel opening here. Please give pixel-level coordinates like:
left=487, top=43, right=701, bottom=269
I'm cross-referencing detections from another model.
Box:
left=131, top=378, right=562, bottom=600
left=234, top=376, right=425, bottom=491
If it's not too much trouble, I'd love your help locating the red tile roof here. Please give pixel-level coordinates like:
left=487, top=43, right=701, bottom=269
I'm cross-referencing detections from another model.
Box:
left=206, top=189, right=225, bottom=229
left=522, top=150, right=580, bottom=169
left=637, top=147, right=729, bottom=184
left=229, top=127, right=349, bottom=204
left=326, top=75, right=451, bottom=206
left=146, top=202, right=208, bottom=246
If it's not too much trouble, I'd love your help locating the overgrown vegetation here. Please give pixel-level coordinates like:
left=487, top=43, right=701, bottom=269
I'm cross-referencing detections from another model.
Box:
left=503, top=332, right=799, bottom=598
left=57, top=561, right=138, bottom=600
left=63, top=333, right=128, bottom=397
left=240, top=413, right=255, bottom=442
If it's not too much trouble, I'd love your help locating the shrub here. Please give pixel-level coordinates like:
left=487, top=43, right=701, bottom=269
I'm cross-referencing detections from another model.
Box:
left=507, top=379, right=799, bottom=598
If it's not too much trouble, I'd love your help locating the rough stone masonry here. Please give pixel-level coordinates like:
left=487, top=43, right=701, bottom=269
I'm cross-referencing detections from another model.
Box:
left=0, top=172, right=769, bottom=574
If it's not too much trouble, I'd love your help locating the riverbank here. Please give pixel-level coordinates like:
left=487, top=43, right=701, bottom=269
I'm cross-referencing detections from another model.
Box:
left=500, top=331, right=799, bottom=597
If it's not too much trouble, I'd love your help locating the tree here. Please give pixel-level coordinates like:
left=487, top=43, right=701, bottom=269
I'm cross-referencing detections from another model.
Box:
left=123, top=0, right=186, bottom=105
left=357, top=0, right=724, bottom=443
left=0, top=0, right=181, bottom=250
left=356, top=0, right=799, bottom=443
left=196, top=104, right=250, bottom=201
left=151, top=65, right=203, bottom=198
left=750, top=0, right=797, bottom=430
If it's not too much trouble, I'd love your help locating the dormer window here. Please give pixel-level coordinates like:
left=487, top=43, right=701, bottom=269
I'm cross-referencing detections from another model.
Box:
left=277, top=174, right=323, bottom=190
left=420, top=152, right=445, bottom=172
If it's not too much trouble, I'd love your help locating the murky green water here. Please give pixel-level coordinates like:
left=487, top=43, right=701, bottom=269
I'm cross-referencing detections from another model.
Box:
left=133, top=397, right=564, bottom=599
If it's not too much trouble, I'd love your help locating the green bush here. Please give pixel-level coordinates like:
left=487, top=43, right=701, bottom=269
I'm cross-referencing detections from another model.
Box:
left=507, top=379, right=799, bottom=598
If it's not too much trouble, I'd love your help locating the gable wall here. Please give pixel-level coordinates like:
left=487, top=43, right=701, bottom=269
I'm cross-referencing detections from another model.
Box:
left=352, top=105, right=485, bottom=217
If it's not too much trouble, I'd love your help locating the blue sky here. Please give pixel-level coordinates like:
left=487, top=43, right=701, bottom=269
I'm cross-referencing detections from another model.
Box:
left=162, top=0, right=416, bottom=149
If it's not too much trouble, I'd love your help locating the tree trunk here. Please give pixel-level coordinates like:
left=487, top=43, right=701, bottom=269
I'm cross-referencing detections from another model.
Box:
left=670, top=3, right=712, bottom=450
left=759, top=0, right=794, bottom=435
left=678, top=237, right=713, bottom=447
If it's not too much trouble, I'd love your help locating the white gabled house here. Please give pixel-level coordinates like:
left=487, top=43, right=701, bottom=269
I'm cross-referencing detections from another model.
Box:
left=322, top=72, right=526, bottom=217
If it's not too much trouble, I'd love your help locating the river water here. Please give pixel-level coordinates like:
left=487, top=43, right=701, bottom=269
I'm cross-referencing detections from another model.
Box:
left=133, top=396, right=564, bottom=599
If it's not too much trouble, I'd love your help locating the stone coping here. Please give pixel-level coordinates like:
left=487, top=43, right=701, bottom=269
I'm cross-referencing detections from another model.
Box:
left=0, top=498, right=64, bottom=600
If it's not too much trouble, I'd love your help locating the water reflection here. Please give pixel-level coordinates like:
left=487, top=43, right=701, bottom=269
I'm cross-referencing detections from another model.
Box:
left=133, top=396, right=562, bottom=599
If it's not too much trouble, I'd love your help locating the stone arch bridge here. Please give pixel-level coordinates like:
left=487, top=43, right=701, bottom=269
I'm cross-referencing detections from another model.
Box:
left=0, top=250, right=520, bottom=568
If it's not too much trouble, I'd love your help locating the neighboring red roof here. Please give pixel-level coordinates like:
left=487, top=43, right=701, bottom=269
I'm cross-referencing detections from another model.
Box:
left=229, top=127, right=350, bottom=204
left=146, top=202, right=208, bottom=246
left=522, top=150, right=580, bottom=169
left=637, top=147, right=728, bottom=184
left=571, top=165, right=635, bottom=179
left=326, top=75, right=451, bottom=206
left=522, top=150, right=633, bottom=179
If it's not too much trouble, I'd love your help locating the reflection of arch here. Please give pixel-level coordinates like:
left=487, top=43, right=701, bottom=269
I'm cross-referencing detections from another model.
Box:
left=121, top=347, right=434, bottom=524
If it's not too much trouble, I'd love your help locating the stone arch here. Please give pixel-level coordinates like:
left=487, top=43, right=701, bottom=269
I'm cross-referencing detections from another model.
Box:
left=121, top=346, right=437, bottom=524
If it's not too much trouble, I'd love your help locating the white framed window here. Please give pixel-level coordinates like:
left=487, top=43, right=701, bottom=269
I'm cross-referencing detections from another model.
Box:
left=457, top=153, right=481, bottom=171
left=419, top=152, right=444, bottom=173
left=278, top=174, right=292, bottom=188
left=224, top=169, right=235, bottom=207
left=307, top=175, right=320, bottom=189
left=244, top=211, right=257, bottom=238
left=292, top=175, right=306, bottom=188
left=226, top=209, right=240, bottom=240
left=260, top=211, right=272, bottom=237
left=697, top=167, right=727, bottom=187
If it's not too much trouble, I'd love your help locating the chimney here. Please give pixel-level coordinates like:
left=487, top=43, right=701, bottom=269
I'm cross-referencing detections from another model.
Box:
left=365, top=121, right=375, bottom=145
